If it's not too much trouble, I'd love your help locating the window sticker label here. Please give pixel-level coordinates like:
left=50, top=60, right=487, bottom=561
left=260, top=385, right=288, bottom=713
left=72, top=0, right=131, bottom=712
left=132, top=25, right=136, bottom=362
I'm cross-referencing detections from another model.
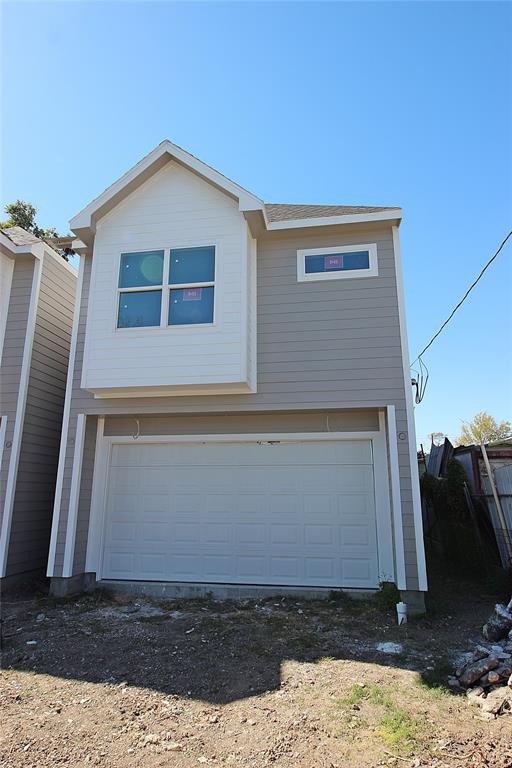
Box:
left=183, top=288, right=203, bottom=301
left=324, top=255, right=343, bottom=270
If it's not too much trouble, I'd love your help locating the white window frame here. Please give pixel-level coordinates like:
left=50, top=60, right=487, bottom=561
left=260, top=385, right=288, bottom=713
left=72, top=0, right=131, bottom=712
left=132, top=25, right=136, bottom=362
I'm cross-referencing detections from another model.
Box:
left=116, top=246, right=216, bottom=330
left=297, top=243, right=378, bottom=283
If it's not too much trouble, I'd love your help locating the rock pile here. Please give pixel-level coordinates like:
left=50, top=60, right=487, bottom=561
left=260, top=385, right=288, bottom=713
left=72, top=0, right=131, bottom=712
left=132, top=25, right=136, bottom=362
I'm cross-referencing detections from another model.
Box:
left=450, top=598, right=512, bottom=719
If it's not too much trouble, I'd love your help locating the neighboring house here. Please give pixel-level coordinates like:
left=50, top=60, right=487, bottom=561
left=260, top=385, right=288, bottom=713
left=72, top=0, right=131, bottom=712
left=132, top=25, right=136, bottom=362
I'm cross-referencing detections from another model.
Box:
left=46, top=140, right=427, bottom=609
left=0, top=227, right=76, bottom=584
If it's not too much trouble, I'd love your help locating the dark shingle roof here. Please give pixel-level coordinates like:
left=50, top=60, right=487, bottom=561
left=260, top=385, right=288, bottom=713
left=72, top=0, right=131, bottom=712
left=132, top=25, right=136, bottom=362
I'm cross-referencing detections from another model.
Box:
left=264, top=204, right=400, bottom=222
left=0, top=226, right=40, bottom=246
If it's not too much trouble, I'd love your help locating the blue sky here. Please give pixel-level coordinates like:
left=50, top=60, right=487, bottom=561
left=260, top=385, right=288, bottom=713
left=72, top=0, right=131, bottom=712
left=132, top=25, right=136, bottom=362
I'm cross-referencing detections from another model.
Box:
left=2, top=1, right=511, bottom=445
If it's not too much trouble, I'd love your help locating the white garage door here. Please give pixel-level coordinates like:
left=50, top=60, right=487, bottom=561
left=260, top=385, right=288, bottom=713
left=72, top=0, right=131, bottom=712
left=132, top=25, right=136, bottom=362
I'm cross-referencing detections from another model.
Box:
left=101, top=439, right=379, bottom=588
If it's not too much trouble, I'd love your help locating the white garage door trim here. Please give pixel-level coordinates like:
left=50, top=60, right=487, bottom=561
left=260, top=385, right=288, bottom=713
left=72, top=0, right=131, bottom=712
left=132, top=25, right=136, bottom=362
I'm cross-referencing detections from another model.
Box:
left=85, top=429, right=396, bottom=587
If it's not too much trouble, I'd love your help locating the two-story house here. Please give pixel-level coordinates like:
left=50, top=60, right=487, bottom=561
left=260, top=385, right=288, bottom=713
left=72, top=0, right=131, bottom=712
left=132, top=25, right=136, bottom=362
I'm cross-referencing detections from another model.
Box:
left=46, top=140, right=427, bottom=610
left=0, top=227, right=76, bottom=585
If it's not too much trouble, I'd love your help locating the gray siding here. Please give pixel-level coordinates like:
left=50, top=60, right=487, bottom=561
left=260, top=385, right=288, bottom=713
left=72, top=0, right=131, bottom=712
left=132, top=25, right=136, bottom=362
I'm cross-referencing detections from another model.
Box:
left=0, top=257, right=34, bottom=521
left=55, top=221, right=420, bottom=588
left=4, top=252, right=75, bottom=577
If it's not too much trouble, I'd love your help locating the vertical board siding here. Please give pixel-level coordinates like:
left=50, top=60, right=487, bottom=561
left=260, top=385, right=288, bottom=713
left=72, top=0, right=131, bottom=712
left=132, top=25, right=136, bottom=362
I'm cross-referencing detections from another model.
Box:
left=55, top=203, right=419, bottom=587
left=5, top=253, right=75, bottom=576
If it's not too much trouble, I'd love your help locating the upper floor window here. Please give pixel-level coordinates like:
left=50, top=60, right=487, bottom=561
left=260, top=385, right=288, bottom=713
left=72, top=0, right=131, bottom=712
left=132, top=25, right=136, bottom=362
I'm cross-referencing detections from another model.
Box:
left=117, top=246, right=215, bottom=328
left=297, top=243, right=378, bottom=283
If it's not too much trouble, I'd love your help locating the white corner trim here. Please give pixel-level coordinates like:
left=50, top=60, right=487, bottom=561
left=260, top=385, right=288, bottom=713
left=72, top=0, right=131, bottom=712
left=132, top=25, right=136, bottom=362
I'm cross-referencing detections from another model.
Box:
left=47, top=254, right=85, bottom=577
left=269, top=209, right=402, bottom=231
left=62, top=413, right=87, bottom=577
left=392, top=225, right=428, bottom=591
left=384, top=407, right=407, bottom=590
left=0, top=416, right=8, bottom=479
left=0, top=254, right=14, bottom=367
left=372, top=415, right=395, bottom=584
left=0, top=258, right=43, bottom=577
left=297, top=243, right=378, bottom=283
left=85, top=417, right=107, bottom=575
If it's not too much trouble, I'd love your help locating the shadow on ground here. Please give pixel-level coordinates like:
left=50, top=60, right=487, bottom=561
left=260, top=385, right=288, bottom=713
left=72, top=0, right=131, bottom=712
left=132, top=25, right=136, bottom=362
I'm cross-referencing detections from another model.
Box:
left=0, top=575, right=498, bottom=705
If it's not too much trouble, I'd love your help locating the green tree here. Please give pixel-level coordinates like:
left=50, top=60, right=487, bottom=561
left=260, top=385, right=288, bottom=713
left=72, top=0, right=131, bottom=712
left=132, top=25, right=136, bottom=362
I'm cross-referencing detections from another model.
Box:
left=1, top=199, right=59, bottom=240
left=457, top=411, right=511, bottom=446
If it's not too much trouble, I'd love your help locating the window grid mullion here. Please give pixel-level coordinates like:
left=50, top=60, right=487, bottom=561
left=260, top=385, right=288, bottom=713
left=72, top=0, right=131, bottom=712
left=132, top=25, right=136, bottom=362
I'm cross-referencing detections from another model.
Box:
left=161, top=248, right=171, bottom=326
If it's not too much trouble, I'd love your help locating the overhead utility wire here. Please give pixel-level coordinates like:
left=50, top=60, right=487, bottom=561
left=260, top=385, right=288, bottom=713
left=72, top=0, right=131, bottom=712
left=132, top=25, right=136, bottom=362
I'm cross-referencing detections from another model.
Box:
left=411, top=229, right=512, bottom=368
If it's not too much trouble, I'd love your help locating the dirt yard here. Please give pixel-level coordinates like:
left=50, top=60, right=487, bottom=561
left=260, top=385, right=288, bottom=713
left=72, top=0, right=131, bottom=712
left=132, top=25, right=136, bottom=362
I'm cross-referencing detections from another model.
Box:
left=1, top=580, right=511, bottom=768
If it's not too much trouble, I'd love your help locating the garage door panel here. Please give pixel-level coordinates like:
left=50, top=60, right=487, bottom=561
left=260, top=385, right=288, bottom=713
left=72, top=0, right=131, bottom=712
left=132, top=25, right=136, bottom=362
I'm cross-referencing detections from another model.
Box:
left=102, top=439, right=380, bottom=588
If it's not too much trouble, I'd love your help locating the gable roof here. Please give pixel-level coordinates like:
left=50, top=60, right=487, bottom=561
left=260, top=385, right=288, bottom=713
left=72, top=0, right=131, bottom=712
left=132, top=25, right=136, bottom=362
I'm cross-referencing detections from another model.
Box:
left=70, top=140, right=402, bottom=243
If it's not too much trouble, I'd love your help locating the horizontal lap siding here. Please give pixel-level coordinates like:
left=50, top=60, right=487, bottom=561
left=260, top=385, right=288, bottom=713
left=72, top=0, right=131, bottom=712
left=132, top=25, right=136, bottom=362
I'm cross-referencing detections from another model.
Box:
left=6, top=253, right=75, bottom=576
left=0, top=258, right=34, bottom=524
left=57, top=220, right=420, bottom=589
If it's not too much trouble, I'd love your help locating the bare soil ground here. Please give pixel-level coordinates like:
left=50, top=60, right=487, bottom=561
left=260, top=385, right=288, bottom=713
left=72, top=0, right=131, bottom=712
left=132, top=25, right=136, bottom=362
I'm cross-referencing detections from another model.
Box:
left=1, top=580, right=511, bottom=768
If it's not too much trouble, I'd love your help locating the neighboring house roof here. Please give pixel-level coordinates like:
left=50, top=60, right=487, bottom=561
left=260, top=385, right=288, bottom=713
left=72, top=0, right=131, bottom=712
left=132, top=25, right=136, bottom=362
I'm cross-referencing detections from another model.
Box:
left=0, top=226, right=40, bottom=246
left=69, top=139, right=402, bottom=243
left=264, top=204, right=401, bottom=223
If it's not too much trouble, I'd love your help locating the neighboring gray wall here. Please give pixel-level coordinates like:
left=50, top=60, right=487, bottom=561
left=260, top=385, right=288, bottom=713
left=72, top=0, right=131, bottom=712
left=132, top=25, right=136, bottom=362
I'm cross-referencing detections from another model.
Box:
left=5, top=252, right=75, bottom=577
left=0, top=257, right=34, bottom=521
left=54, top=220, right=419, bottom=588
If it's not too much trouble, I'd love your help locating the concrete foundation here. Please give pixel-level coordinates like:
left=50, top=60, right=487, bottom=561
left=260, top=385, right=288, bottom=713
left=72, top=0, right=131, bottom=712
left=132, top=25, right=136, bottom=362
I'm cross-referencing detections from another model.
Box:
left=49, top=572, right=96, bottom=598
left=100, top=579, right=377, bottom=602
left=400, top=589, right=427, bottom=616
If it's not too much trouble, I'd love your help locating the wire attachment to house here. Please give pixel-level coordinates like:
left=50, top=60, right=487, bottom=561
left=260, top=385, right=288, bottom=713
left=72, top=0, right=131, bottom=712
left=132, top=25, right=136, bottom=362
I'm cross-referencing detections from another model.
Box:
left=411, top=356, right=429, bottom=404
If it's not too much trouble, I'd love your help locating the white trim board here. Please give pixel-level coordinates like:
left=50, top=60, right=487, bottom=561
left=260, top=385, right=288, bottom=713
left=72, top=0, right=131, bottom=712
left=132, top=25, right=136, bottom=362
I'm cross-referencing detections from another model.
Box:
left=297, top=243, right=378, bottom=283
left=0, top=416, right=8, bottom=480
left=384, top=407, right=407, bottom=590
left=84, top=427, right=395, bottom=586
left=62, top=413, right=87, bottom=577
left=47, top=254, right=85, bottom=577
left=392, top=225, right=427, bottom=591
left=0, top=258, right=42, bottom=577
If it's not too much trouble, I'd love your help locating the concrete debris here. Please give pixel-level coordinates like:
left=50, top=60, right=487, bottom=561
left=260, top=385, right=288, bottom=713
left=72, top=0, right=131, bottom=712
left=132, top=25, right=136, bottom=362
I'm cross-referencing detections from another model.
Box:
left=483, top=599, right=512, bottom=642
left=453, top=595, right=512, bottom=717
left=375, top=642, right=403, bottom=655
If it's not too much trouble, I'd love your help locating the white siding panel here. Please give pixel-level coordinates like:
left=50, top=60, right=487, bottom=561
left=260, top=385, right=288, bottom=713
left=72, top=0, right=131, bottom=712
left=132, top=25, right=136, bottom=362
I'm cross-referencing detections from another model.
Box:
left=82, top=161, right=251, bottom=393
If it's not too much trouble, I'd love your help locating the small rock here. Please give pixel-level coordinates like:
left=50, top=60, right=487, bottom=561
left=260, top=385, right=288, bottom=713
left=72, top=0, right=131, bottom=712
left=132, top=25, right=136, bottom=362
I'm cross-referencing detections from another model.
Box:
left=247, top=719, right=257, bottom=726
left=121, top=605, right=139, bottom=615
left=166, top=743, right=182, bottom=751
left=208, top=714, right=219, bottom=723
left=447, top=676, right=463, bottom=691
left=198, top=757, right=208, bottom=764
left=508, top=673, right=512, bottom=689
left=472, top=646, right=490, bottom=661
left=466, top=686, right=485, bottom=700
left=376, top=642, right=403, bottom=655
left=483, top=604, right=512, bottom=642
left=480, top=687, right=512, bottom=715
left=487, top=671, right=501, bottom=685
left=496, top=665, right=512, bottom=679
left=35, top=613, right=45, bottom=622
left=26, top=640, right=37, bottom=646
left=143, top=734, right=159, bottom=745
left=459, top=657, right=500, bottom=687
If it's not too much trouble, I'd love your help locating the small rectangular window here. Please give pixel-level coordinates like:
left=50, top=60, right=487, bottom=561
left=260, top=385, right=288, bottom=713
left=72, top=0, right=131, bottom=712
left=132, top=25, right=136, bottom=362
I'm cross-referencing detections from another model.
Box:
left=297, top=244, right=378, bottom=282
